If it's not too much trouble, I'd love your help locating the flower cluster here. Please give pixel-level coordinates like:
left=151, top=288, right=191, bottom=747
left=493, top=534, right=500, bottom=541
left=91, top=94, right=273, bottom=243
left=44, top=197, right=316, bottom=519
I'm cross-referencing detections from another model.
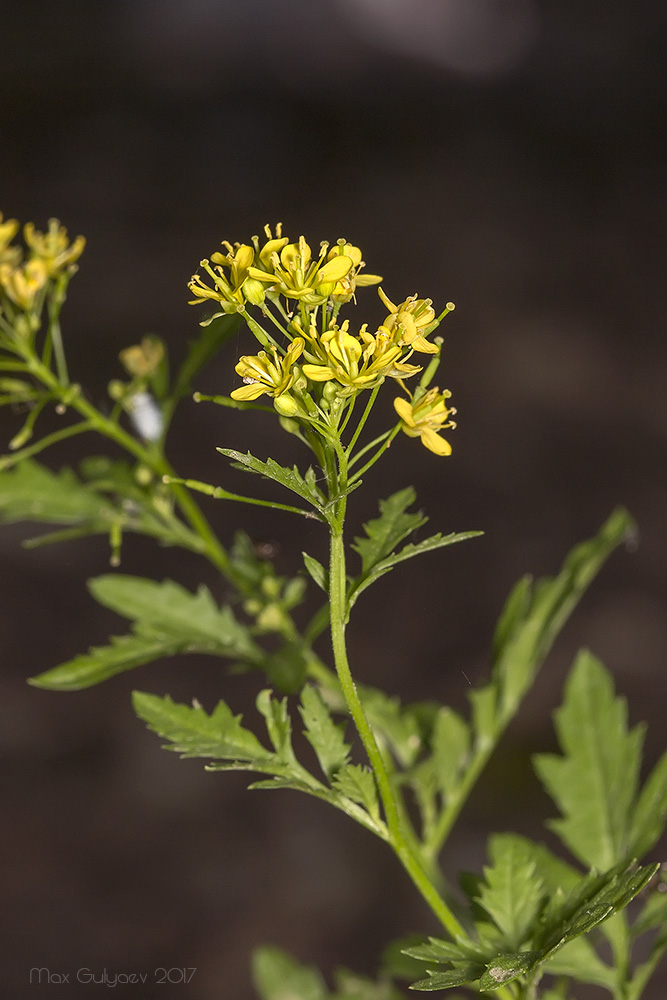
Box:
left=190, top=226, right=456, bottom=456
left=0, top=214, right=85, bottom=315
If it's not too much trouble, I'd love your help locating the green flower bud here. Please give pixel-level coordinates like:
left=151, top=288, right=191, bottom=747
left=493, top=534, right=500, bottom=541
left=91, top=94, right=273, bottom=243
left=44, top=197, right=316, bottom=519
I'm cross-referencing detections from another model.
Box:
left=273, top=392, right=301, bottom=417
left=242, top=277, right=266, bottom=306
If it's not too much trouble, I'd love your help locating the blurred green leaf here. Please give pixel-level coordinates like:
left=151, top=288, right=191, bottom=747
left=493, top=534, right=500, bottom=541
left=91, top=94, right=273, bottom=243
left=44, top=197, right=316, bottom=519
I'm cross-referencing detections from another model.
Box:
left=493, top=507, right=636, bottom=724
left=476, top=834, right=546, bottom=951
left=534, top=651, right=644, bottom=870
left=360, top=687, right=423, bottom=768
left=89, top=575, right=261, bottom=661
left=627, top=749, right=667, bottom=860
left=29, top=633, right=182, bottom=691
left=0, top=459, right=115, bottom=523
left=303, top=550, right=328, bottom=591
left=252, top=946, right=328, bottom=1000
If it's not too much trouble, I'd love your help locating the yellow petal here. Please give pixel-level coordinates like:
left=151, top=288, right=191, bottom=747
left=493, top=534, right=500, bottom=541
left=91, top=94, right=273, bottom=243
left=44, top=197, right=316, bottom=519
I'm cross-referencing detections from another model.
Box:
left=234, top=244, right=255, bottom=270
left=410, top=334, right=439, bottom=355
left=393, top=396, right=415, bottom=426
left=316, top=254, right=353, bottom=284
left=377, top=286, right=397, bottom=313
left=230, top=382, right=269, bottom=400
left=247, top=265, right=278, bottom=282
left=302, top=364, right=335, bottom=382
left=420, top=428, right=452, bottom=456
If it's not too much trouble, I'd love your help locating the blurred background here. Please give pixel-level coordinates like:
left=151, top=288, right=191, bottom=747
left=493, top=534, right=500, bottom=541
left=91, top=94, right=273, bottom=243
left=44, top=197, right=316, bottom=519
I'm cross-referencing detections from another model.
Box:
left=2, top=1, right=666, bottom=997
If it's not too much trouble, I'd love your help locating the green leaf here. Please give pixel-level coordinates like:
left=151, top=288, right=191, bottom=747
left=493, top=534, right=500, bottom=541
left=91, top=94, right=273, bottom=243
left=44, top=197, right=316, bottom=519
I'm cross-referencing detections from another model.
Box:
left=542, top=937, right=615, bottom=989
left=252, top=946, right=328, bottom=1000
left=533, top=651, right=644, bottom=870
left=360, top=687, right=423, bottom=768
left=410, top=965, right=485, bottom=991
left=633, top=882, right=667, bottom=936
left=256, top=690, right=296, bottom=765
left=352, top=488, right=426, bottom=573
left=29, top=632, right=182, bottom=691
left=477, top=951, right=539, bottom=990
left=627, top=749, right=667, bottom=859
left=331, top=967, right=403, bottom=1000
left=492, top=576, right=531, bottom=662
left=262, top=641, right=310, bottom=695
left=300, top=685, right=350, bottom=779
left=132, top=691, right=270, bottom=761
left=493, top=507, right=636, bottom=723
left=476, top=834, right=546, bottom=951
left=536, top=861, right=659, bottom=956
left=496, top=836, right=580, bottom=899
left=218, top=449, right=327, bottom=512
left=402, top=939, right=479, bottom=965
left=349, top=530, right=481, bottom=610
left=303, top=551, right=329, bottom=591
left=430, top=707, right=471, bottom=799
left=332, top=764, right=380, bottom=823
left=89, top=575, right=260, bottom=661
left=469, top=685, right=497, bottom=750
left=0, top=459, right=116, bottom=524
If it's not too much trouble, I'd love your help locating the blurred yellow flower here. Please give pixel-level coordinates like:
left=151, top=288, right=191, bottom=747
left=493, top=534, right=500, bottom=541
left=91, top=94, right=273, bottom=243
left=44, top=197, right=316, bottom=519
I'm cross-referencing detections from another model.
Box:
left=0, top=213, right=21, bottom=266
left=119, top=337, right=165, bottom=378
left=23, top=219, right=85, bottom=277
left=393, top=386, right=455, bottom=456
left=0, top=258, right=48, bottom=310
left=231, top=337, right=305, bottom=401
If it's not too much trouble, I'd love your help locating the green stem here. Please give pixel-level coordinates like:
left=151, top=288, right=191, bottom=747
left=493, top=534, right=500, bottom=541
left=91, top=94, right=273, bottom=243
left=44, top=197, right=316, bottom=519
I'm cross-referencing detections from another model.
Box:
left=348, top=424, right=401, bottom=483
left=327, top=497, right=465, bottom=939
left=345, top=383, right=380, bottom=457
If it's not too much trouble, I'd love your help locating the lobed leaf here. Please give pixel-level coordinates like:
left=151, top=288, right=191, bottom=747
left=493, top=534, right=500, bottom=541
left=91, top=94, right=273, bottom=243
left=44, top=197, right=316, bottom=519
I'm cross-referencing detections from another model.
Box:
left=89, top=575, right=261, bottom=661
left=218, top=449, right=327, bottom=512
left=533, top=651, right=644, bottom=871
left=300, top=685, right=351, bottom=779
left=493, top=507, right=636, bottom=724
left=29, top=633, right=182, bottom=691
left=132, top=691, right=270, bottom=761
left=332, top=764, right=380, bottom=823
left=476, top=834, right=546, bottom=951
left=351, top=487, right=427, bottom=575
left=361, top=687, right=423, bottom=768
left=0, top=459, right=115, bottom=524
left=252, top=946, right=328, bottom=1000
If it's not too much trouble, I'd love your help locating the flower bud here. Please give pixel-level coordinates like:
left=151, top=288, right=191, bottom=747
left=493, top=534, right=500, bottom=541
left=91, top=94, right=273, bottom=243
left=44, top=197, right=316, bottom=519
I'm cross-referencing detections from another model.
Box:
left=242, top=277, right=266, bottom=306
left=273, top=392, right=302, bottom=417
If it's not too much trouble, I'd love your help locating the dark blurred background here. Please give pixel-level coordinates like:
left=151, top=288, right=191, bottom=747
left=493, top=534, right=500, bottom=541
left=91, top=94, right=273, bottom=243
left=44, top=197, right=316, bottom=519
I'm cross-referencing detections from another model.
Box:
left=2, top=1, right=666, bottom=997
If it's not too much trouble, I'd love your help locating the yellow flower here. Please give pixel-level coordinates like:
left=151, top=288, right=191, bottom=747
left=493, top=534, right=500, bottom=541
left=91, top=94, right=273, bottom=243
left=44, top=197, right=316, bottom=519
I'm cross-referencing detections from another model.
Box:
left=0, top=258, right=49, bottom=310
left=23, top=219, right=85, bottom=277
left=322, top=241, right=382, bottom=302
left=0, top=213, right=21, bottom=266
left=231, top=337, right=305, bottom=401
left=188, top=226, right=292, bottom=311
left=393, top=386, right=456, bottom=456
left=247, top=235, right=355, bottom=305
left=119, top=337, right=165, bottom=378
left=301, top=320, right=421, bottom=394
left=379, top=287, right=446, bottom=355
left=188, top=244, right=262, bottom=312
